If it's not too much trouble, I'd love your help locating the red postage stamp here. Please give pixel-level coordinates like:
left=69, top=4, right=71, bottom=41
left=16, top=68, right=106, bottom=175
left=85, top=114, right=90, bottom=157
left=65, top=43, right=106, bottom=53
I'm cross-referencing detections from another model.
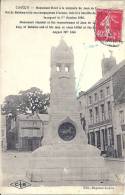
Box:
left=95, top=9, right=123, bottom=42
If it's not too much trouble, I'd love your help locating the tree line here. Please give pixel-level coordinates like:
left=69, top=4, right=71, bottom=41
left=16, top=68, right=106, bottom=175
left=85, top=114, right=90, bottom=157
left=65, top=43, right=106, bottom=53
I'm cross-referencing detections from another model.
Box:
left=1, top=87, right=50, bottom=117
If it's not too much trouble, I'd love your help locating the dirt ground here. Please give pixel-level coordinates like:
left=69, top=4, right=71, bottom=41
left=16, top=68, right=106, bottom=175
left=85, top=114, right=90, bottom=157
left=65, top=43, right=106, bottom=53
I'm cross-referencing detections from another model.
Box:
left=1, top=151, right=125, bottom=187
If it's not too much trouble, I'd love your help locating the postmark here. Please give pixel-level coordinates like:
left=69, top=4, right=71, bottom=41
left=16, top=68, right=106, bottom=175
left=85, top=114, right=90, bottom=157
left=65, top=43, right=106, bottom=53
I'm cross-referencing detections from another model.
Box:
left=95, top=9, right=123, bottom=47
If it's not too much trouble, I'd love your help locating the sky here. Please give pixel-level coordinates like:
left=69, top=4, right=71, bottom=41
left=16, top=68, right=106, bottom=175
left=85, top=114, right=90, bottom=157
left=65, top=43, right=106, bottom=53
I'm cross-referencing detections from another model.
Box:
left=1, top=0, right=125, bottom=103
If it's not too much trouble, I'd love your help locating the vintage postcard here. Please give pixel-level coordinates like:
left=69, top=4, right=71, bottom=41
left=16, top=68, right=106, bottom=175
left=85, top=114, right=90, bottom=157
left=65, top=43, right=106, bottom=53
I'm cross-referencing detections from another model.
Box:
left=0, top=0, right=125, bottom=194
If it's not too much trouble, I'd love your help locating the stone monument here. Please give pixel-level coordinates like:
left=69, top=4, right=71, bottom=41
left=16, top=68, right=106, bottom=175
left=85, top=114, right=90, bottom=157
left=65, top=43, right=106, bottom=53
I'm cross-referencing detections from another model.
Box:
left=26, top=40, right=112, bottom=184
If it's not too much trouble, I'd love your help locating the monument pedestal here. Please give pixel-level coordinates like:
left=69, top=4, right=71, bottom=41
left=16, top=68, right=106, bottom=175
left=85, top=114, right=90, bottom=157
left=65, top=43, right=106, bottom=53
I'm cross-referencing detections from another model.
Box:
left=26, top=143, right=112, bottom=182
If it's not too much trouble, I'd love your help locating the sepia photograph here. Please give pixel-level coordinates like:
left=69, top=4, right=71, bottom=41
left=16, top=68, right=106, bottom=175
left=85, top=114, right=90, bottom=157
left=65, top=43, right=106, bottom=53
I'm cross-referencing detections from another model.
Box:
left=0, top=0, right=125, bottom=194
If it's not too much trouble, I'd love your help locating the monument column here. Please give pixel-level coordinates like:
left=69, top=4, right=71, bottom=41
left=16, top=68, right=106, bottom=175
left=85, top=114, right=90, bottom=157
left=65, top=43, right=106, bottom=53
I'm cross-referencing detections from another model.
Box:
left=43, top=39, right=87, bottom=145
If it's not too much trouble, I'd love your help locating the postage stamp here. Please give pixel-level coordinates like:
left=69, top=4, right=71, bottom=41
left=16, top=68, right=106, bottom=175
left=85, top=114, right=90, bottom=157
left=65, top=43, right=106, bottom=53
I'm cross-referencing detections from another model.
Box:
left=95, top=9, right=123, bottom=42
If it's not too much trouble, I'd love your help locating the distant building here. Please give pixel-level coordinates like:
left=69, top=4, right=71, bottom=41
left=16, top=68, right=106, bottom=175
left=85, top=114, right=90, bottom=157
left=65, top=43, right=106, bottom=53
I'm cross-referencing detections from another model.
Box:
left=5, top=113, right=49, bottom=151
left=78, top=91, right=87, bottom=131
left=1, top=115, right=7, bottom=151
left=78, top=55, right=125, bottom=158
left=113, top=89, right=125, bottom=157
left=15, top=113, right=49, bottom=151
